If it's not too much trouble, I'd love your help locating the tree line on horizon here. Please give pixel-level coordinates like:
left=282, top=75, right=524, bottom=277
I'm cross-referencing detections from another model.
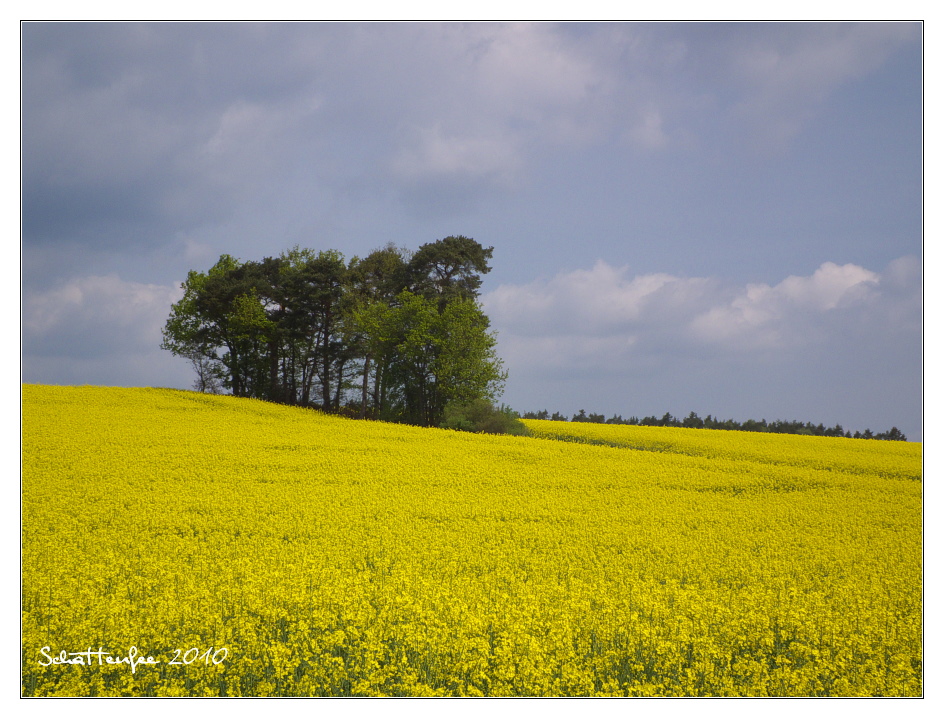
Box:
left=520, top=409, right=908, bottom=441
left=161, top=236, right=509, bottom=429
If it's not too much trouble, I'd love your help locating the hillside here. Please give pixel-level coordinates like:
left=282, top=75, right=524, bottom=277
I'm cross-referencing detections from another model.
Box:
left=22, top=385, right=922, bottom=697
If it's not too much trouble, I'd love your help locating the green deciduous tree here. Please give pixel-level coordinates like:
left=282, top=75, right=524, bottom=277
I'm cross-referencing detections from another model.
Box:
left=362, top=291, right=506, bottom=427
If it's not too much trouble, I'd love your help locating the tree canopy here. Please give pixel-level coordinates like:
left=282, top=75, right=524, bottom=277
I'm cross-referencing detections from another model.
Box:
left=162, top=237, right=506, bottom=428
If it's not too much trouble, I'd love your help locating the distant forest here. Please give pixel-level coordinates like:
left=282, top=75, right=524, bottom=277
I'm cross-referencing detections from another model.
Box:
left=520, top=409, right=908, bottom=442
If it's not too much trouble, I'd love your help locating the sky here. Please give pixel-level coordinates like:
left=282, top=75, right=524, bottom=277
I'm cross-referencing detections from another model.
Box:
left=20, top=20, right=924, bottom=440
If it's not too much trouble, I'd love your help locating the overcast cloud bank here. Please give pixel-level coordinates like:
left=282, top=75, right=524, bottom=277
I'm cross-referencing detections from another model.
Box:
left=22, top=22, right=920, bottom=289
left=21, top=22, right=921, bottom=439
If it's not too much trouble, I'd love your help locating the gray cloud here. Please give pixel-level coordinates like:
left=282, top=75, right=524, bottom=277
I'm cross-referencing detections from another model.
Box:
left=27, top=22, right=915, bottom=256
left=23, top=23, right=324, bottom=247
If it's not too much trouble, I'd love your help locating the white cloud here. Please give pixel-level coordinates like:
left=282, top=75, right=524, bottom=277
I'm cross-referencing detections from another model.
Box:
left=690, top=261, right=881, bottom=348
left=24, top=275, right=182, bottom=358
left=485, top=260, right=717, bottom=338
left=485, top=256, right=917, bottom=359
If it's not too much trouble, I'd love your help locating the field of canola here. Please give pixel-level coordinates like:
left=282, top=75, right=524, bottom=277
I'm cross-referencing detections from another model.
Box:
left=21, top=385, right=922, bottom=697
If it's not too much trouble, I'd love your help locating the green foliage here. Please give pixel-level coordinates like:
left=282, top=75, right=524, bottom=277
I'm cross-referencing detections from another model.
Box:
left=162, top=237, right=504, bottom=429
left=440, top=399, right=529, bottom=436
left=365, top=291, right=506, bottom=427
left=406, top=235, right=494, bottom=307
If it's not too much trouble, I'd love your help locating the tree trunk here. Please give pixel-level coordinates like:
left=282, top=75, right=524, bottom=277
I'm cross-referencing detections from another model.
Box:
left=360, top=354, right=371, bottom=419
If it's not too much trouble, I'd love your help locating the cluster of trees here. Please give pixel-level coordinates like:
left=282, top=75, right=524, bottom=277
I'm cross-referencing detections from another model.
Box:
left=521, top=409, right=908, bottom=441
left=161, top=236, right=508, bottom=428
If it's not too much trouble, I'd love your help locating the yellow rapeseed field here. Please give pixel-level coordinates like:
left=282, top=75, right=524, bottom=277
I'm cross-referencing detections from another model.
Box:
left=21, top=385, right=922, bottom=697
